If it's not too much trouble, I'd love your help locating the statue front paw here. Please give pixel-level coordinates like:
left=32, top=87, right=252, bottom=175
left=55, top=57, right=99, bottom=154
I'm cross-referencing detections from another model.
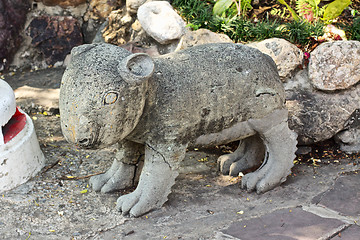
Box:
left=116, top=180, right=173, bottom=217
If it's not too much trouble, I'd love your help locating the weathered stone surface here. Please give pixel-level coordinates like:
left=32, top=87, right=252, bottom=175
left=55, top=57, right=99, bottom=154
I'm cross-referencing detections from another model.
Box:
left=120, top=42, right=160, bottom=56
left=335, top=128, right=360, bottom=153
left=34, top=0, right=86, bottom=8
left=102, top=9, right=134, bottom=46
left=314, top=171, right=360, bottom=216
left=335, top=109, right=360, bottom=152
left=309, top=41, right=360, bottom=91
left=88, top=0, right=120, bottom=19
left=332, top=225, right=360, bottom=239
left=248, top=38, right=303, bottom=81
left=0, top=0, right=29, bottom=71
left=60, top=43, right=297, bottom=217
left=137, top=1, right=186, bottom=44
left=286, top=84, right=360, bottom=145
left=126, top=0, right=147, bottom=13
left=222, top=207, right=346, bottom=240
left=176, top=29, right=233, bottom=51
left=27, top=16, right=83, bottom=65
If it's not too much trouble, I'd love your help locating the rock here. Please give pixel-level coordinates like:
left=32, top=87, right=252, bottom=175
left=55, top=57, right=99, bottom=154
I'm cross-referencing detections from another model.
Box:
left=247, top=38, right=303, bottom=82
left=0, top=0, right=30, bottom=71
left=88, top=0, right=120, bottom=19
left=176, top=29, right=233, bottom=51
left=34, top=0, right=86, bottom=8
left=92, top=21, right=108, bottom=43
left=334, top=109, right=360, bottom=153
left=309, top=41, right=360, bottom=91
left=126, top=0, right=148, bottom=13
left=286, top=82, right=360, bottom=145
left=335, top=128, right=360, bottom=153
left=137, top=1, right=186, bottom=44
left=131, top=20, right=142, bottom=32
left=120, top=42, right=160, bottom=56
left=27, top=16, right=83, bottom=66
left=102, top=9, right=135, bottom=46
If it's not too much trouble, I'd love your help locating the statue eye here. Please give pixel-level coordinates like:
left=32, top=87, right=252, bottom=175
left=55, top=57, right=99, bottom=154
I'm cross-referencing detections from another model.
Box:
left=104, top=91, right=119, bottom=105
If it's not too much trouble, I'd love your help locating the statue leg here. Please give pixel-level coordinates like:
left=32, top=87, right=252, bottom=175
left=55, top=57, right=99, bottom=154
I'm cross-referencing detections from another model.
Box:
left=218, top=135, right=264, bottom=176
left=89, top=140, right=144, bottom=193
left=116, top=143, right=186, bottom=217
left=241, top=109, right=297, bottom=194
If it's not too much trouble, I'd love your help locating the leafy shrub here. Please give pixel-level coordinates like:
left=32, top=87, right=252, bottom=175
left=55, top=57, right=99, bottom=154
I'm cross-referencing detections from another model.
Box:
left=278, top=0, right=351, bottom=23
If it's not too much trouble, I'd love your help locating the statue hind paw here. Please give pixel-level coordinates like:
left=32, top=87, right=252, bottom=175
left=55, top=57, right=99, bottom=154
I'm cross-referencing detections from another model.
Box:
left=90, top=159, right=135, bottom=193
left=218, top=135, right=264, bottom=176
left=241, top=110, right=297, bottom=193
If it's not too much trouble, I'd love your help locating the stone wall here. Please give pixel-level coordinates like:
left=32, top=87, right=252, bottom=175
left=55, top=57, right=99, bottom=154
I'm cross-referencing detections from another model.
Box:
left=6, top=0, right=124, bottom=71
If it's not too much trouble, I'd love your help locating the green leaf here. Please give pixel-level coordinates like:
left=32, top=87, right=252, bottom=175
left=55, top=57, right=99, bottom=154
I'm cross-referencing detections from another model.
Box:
left=307, top=0, right=321, bottom=8
left=213, top=0, right=234, bottom=16
left=322, top=0, right=351, bottom=21
left=277, top=0, right=301, bottom=21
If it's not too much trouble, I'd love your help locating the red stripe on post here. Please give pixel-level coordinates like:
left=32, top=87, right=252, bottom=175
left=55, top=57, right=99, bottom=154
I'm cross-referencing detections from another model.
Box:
left=2, top=107, right=27, bottom=144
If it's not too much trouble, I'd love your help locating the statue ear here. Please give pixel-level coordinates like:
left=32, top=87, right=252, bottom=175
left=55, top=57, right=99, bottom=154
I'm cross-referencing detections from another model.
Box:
left=118, top=53, right=155, bottom=84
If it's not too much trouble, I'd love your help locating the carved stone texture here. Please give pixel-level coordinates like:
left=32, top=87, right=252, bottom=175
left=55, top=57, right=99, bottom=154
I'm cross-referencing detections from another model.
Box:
left=0, top=0, right=29, bottom=71
left=137, top=1, right=186, bottom=44
left=248, top=38, right=303, bottom=82
left=309, top=41, right=360, bottom=91
left=34, top=0, right=86, bottom=7
left=176, top=29, right=233, bottom=51
left=60, top=43, right=297, bottom=217
left=27, top=16, right=83, bottom=65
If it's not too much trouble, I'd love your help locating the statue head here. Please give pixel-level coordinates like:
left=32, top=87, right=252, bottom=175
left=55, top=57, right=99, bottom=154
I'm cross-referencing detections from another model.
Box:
left=59, top=43, right=154, bottom=148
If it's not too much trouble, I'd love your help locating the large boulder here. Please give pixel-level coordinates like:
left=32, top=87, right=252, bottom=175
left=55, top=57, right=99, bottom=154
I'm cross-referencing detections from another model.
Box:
left=309, top=41, right=360, bottom=91
left=137, top=1, right=186, bottom=44
left=27, top=16, right=83, bottom=65
left=247, top=38, right=303, bottom=82
left=249, top=38, right=360, bottom=152
left=286, top=82, right=360, bottom=146
left=0, top=0, right=29, bottom=71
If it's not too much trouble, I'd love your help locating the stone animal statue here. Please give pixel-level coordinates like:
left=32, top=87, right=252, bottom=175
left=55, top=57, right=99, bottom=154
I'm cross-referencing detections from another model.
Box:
left=59, top=43, right=297, bottom=217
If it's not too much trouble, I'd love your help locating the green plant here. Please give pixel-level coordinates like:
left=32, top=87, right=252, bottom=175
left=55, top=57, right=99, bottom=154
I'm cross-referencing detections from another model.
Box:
left=322, top=0, right=351, bottom=22
left=277, top=0, right=351, bottom=23
left=213, top=0, right=253, bottom=18
left=270, top=8, right=290, bottom=19
left=172, top=0, right=215, bottom=30
left=296, top=0, right=325, bottom=21
left=277, top=0, right=301, bottom=21
left=344, top=16, right=360, bottom=40
left=285, top=20, right=325, bottom=45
